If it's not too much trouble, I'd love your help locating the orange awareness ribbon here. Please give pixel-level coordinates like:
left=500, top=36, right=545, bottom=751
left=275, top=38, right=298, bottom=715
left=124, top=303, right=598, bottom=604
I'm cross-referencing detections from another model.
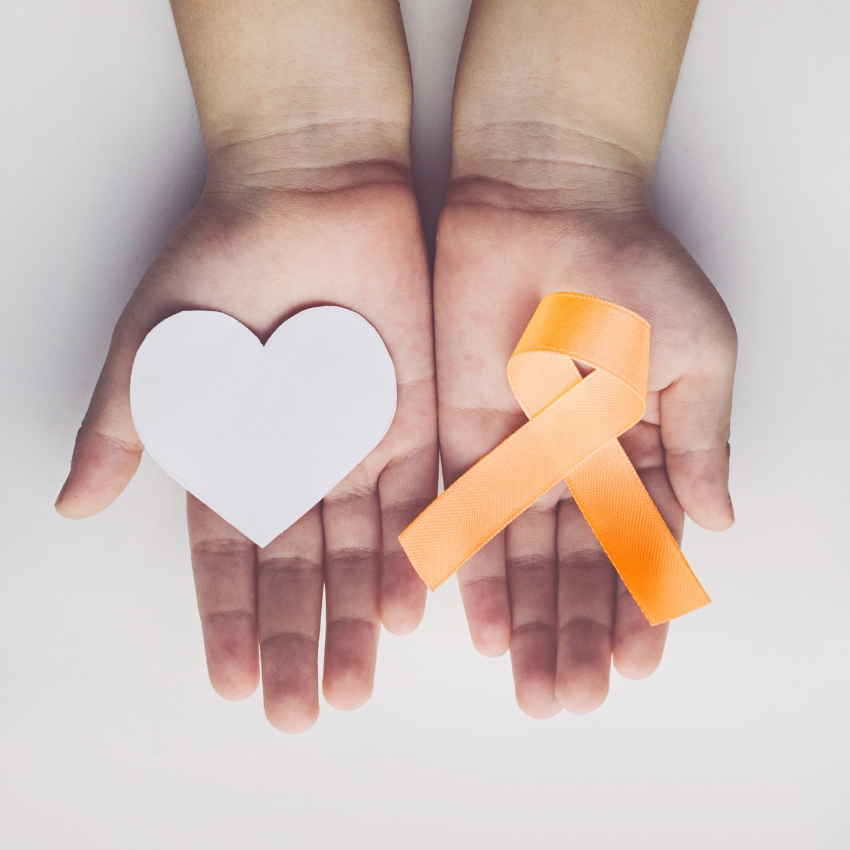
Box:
left=399, top=292, right=709, bottom=625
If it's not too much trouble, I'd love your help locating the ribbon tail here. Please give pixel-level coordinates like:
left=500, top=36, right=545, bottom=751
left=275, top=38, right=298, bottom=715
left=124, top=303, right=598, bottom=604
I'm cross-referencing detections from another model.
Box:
left=566, top=439, right=710, bottom=625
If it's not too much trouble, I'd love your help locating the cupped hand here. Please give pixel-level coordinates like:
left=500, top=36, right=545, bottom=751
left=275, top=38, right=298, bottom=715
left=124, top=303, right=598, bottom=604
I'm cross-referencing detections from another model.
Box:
left=56, top=171, right=437, bottom=732
left=434, top=190, right=736, bottom=717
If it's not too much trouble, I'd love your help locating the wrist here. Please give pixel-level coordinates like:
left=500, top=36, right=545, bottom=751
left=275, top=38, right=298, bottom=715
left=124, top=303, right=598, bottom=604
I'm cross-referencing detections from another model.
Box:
left=171, top=0, right=414, bottom=194
left=447, top=122, right=652, bottom=214
left=204, top=117, right=413, bottom=197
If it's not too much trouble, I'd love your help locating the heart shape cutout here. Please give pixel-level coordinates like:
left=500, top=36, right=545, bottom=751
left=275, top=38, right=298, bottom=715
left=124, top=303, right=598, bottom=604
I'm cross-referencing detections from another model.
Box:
left=130, top=307, right=397, bottom=547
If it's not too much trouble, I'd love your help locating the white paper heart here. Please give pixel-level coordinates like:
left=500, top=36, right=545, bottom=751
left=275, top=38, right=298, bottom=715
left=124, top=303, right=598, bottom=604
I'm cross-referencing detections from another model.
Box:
left=130, top=307, right=397, bottom=547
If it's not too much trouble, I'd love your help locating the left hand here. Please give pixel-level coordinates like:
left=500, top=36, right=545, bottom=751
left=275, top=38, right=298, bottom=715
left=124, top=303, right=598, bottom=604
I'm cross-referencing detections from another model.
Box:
left=434, top=191, right=736, bottom=717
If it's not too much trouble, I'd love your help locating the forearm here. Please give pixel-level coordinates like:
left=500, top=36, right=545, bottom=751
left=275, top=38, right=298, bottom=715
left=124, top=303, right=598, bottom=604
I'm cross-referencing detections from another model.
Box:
left=450, top=0, right=698, bottom=208
left=170, top=0, right=413, bottom=189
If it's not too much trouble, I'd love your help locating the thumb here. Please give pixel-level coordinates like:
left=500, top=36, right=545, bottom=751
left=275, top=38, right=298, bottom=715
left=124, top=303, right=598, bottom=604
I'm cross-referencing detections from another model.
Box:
left=55, top=317, right=145, bottom=519
left=660, top=338, right=737, bottom=532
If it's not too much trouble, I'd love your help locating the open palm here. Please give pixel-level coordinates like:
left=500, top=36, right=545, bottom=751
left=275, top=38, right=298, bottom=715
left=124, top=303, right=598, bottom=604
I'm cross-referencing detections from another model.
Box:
left=57, top=179, right=437, bottom=732
left=434, top=196, right=736, bottom=717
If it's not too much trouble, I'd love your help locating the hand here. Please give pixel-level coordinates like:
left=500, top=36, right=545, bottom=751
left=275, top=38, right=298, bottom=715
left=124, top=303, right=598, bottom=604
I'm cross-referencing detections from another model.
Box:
left=434, top=189, right=735, bottom=717
left=56, top=168, right=436, bottom=732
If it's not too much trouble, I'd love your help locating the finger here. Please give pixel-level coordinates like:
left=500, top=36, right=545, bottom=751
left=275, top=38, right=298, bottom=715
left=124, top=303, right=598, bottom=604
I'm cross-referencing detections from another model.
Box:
left=378, top=444, right=436, bottom=635
left=257, top=505, right=324, bottom=734
left=55, top=320, right=145, bottom=519
left=505, top=500, right=559, bottom=719
left=613, top=576, right=669, bottom=680
left=187, top=494, right=259, bottom=701
left=555, top=497, right=616, bottom=714
left=444, top=410, right=523, bottom=658
left=661, top=329, right=737, bottom=531
left=457, top=537, right=512, bottom=658
left=322, top=475, right=382, bottom=711
left=611, top=434, right=680, bottom=680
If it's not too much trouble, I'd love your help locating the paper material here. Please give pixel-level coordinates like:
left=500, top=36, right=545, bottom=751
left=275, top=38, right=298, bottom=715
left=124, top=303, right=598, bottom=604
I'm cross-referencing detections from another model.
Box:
left=130, top=307, right=397, bottom=547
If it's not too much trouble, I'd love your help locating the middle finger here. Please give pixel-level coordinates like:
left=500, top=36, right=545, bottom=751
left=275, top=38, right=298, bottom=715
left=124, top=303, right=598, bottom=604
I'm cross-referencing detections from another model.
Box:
left=257, top=505, right=324, bottom=733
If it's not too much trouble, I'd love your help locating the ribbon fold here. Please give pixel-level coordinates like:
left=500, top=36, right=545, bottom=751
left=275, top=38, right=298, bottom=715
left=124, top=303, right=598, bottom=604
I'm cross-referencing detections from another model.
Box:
left=399, top=292, right=709, bottom=625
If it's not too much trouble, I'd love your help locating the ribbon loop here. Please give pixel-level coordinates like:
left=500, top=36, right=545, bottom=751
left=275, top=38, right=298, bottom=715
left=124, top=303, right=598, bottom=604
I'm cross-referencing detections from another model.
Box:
left=400, top=292, right=709, bottom=625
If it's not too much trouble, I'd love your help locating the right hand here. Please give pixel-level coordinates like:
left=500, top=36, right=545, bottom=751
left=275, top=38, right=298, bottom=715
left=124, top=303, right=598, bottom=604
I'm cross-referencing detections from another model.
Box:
left=56, top=170, right=437, bottom=733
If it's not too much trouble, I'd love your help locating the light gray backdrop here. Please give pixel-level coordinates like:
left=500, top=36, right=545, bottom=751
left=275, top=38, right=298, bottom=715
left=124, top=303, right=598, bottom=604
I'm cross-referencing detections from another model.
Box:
left=1, top=0, right=848, bottom=847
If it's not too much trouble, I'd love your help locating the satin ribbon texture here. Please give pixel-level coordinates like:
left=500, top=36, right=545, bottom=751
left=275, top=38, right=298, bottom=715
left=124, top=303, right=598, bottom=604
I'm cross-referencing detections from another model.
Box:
left=399, top=292, right=709, bottom=625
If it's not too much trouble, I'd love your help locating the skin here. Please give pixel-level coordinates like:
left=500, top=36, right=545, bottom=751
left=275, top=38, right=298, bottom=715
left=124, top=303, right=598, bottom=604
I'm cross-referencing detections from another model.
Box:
left=435, top=0, right=737, bottom=717
left=57, top=0, right=736, bottom=727
left=55, top=0, right=437, bottom=733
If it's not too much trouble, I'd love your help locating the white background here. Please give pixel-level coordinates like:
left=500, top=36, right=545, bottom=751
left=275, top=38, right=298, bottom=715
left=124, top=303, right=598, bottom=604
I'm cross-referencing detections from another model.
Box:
left=1, top=0, right=849, bottom=847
